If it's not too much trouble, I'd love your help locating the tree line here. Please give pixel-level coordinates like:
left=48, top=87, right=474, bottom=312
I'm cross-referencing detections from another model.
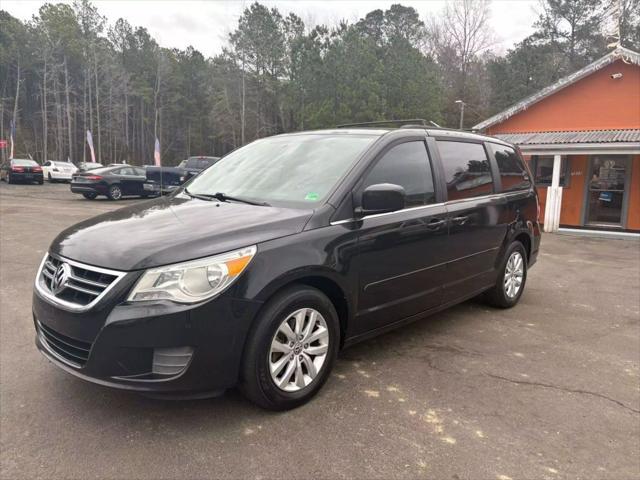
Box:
left=1, top=0, right=638, bottom=166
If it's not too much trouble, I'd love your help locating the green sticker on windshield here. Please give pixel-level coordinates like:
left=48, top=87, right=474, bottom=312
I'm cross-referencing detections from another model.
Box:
left=304, top=192, right=319, bottom=201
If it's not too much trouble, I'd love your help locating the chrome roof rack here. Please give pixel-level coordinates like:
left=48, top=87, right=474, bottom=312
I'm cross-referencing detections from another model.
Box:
left=336, top=119, right=427, bottom=128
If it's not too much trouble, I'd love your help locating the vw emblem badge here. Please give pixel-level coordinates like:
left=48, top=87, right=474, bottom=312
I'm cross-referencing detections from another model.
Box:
left=51, top=263, right=71, bottom=295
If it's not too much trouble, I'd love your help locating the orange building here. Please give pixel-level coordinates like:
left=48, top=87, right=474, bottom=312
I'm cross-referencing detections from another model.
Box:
left=474, top=46, right=640, bottom=234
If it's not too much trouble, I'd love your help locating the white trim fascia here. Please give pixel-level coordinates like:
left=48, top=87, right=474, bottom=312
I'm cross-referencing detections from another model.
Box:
left=519, top=143, right=640, bottom=155
left=473, top=46, right=640, bottom=131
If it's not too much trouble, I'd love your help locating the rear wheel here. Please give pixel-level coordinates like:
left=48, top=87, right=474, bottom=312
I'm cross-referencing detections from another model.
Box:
left=7, top=174, right=13, bottom=184
left=485, top=241, right=527, bottom=308
left=240, top=285, right=340, bottom=410
left=37, top=178, right=44, bottom=185
left=107, top=184, right=122, bottom=200
left=82, top=192, right=97, bottom=200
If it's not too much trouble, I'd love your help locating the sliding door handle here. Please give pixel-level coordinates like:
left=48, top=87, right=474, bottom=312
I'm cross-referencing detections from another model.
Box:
left=426, top=218, right=446, bottom=230
left=451, top=216, right=469, bottom=225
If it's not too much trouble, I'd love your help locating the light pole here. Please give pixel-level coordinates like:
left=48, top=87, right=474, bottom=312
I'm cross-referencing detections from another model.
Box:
left=455, top=100, right=465, bottom=130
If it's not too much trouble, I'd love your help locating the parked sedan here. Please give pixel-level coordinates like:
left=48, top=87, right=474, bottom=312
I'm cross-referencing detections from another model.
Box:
left=0, top=159, right=44, bottom=184
left=42, top=161, right=78, bottom=182
left=70, top=166, right=149, bottom=200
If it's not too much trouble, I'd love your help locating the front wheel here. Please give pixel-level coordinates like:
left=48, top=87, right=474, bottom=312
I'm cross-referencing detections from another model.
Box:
left=82, top=192, right=97, bottom=200
left=48, top=173, right=54, bottom=183
left=240, top=285, right=340, bottom=410
left=484, top=241, right=527, bottom=308
left=107, top=184, right=122, bottom=200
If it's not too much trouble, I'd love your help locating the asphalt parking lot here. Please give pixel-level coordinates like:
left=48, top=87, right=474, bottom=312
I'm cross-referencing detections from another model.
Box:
left=1, top=182, right=639, bottom=480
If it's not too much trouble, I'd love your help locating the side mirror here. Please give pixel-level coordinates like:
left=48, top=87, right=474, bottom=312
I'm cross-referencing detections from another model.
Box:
left=356, top=183, right=406, bottom=217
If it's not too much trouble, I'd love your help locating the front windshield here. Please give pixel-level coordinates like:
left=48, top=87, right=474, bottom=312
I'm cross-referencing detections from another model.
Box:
left=186, top=133, right=377, bottom=207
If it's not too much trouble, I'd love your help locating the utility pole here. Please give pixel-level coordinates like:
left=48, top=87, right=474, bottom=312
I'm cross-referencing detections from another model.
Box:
left=241, top=46, right=246, bottom=146
left=455, top=100, right=465, bottom=130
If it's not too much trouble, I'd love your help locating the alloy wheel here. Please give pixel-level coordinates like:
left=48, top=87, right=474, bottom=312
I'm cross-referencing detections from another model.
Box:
left=110, top=186, right=122, bottom=200
left=268, top=308, right=329, bottom=392
left=504, top=251, right=524, bottom=298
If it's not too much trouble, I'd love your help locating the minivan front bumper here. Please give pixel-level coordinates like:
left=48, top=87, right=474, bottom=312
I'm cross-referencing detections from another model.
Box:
left=33, top=289, right=262, bottom=396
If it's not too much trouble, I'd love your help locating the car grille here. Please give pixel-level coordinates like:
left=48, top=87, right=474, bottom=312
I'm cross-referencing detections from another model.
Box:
left=37, top=321, right=92, bottom=367
left=37, top=254, right=125, bottom=311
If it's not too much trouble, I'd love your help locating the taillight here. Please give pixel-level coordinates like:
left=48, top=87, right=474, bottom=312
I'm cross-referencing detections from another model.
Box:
left=86, top=175, right=102, bottom=181
left=33, top=166, right=42, bottom=172
left=11, top=166, right=24, bottom=172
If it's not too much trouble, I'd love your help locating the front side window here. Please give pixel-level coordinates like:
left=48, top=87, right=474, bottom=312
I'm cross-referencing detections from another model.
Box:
left=489, top=143, right=531, bottom=192
left=531, top=156, right=569, bottom=187
left=187, top=134, right=378, bottom=207
left=437, top=141, right=493, bottom=200
left=361, top=141, right=435, bottom=208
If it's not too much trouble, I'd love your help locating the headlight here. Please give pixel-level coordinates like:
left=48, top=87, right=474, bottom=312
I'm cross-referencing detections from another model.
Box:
left=128, top=246, right=257, bottom=303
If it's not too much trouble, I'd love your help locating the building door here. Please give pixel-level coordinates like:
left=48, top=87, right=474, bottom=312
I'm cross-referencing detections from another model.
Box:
left=585, top=156, right=631, bottom=228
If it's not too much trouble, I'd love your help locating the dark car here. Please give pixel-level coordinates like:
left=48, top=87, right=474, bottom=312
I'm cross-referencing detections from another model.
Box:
left=143, top=166, right=187, bottom=195
left=178, top=156, right=220, bottom=178
left=33, top=125, right=540, bottom=410
left=0, top=159, right=44, bottom=184
left=70, top=165, right=149, bottom=200
left=143, top=156, right=220, bottom=195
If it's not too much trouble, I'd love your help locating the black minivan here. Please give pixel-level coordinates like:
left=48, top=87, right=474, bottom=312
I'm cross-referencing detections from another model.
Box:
left=33, top=125, right=540, bottom=410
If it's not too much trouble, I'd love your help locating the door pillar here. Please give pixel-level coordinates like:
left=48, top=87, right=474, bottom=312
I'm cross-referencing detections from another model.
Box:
left=544, top=154, right=563, bottom=232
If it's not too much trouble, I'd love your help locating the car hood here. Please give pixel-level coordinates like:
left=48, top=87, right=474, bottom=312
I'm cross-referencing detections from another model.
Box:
left=51, top=195, right=313, bottom=271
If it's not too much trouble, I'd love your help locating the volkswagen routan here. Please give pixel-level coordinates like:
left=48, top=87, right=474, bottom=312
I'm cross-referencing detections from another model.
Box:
left=33, top=123, right=540, bottom=410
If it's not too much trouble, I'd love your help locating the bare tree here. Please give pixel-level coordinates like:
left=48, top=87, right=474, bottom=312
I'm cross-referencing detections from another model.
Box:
left=425, top=0, right=494, bottom=127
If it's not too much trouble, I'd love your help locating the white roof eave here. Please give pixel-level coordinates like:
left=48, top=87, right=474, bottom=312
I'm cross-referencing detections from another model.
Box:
left=473, top=46, right=640, bottom=131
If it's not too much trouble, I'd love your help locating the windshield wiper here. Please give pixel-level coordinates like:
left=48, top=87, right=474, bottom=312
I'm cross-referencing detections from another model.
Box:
left=184, top=187, right=214, bottom=202
left=211, top=192, right=270, bottom=207
left=184, top=188, right=270, bottom=206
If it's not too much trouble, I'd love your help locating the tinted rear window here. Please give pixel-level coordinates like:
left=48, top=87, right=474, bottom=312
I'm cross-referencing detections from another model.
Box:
left=437, top=141, right=493, bottom=200
left=85, top=167, right=118, bottom=175
left=489, top=143, right=531, bottom=192
left=12, top=159, right=38, bottom=166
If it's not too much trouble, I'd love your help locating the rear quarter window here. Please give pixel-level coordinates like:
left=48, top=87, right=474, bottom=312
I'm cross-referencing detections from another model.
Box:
left=489, top=143, right=532, bottom=192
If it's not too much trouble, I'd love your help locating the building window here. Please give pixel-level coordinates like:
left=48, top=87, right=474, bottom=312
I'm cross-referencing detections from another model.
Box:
left=530, top=155, right=570, bottom=187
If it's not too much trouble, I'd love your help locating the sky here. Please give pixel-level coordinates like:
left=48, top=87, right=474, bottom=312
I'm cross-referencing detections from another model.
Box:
left=3, top=0, right=540, bottom=57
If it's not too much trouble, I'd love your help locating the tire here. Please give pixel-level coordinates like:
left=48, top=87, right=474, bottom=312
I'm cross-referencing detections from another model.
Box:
left=107, top=184, right=122, bottom=200
left=240, top=285, right=340, bottom=410
left=82, top=192, right=97, bottom=200
left=7, top=174, right=13, bottom=184
left=484, top=241, right=527, bottom=308
left=48, top=173, right=54, bottom=183
left=37, top=179, right=44, bottom=185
